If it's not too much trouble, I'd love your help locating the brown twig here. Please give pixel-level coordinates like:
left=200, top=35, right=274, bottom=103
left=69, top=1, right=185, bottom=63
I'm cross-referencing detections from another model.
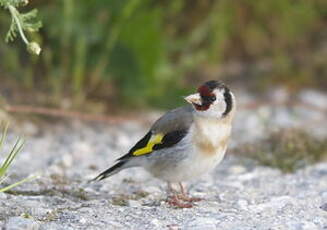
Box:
left=3, top=105, right=136, bottom=124
left=2, top=100, right=326, bottom=124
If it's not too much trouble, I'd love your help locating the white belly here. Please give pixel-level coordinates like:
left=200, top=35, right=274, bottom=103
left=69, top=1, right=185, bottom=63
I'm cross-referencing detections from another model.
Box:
left=146, top=143, right=227, bottom=183
left=168, top=147, right=227, bottom=182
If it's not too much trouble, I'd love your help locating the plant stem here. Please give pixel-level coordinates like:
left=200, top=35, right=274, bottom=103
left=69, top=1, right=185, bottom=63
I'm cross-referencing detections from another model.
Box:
left=7, top=4, right=29, bottom=45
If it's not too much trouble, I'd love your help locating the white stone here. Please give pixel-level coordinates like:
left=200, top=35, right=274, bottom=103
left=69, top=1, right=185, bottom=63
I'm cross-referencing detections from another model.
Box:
left=237, top=199, right=249, bottom=209
left=127, top=200, right=142, bottom=207
left=79, top=217, right=87, bottom=224
left=229, top=165, right=247, bottom=174
left=5, top=217, right=39, bottom=230
left=299, top=90, right=327, bottom=109
left=186, top=217, right=217, bottom=230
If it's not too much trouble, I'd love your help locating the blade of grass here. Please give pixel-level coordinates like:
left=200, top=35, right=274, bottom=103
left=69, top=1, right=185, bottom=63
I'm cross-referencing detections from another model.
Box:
left=0, top=138, right=21, bottom=170
left=0, top=174, right=37, bottom=193
left=0, top=122, right=9, bottom=151
left=0, top=138, right=25, bottom=177
left=0, top=123, right=37, bottom=193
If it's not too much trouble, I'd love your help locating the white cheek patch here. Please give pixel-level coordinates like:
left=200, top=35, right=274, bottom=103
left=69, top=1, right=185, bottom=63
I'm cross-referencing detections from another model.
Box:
left=212, top=89, right=225, bottom=103
left=196, top=90, right=226, bottom=118
left=213, top=103, right=226, bottom=117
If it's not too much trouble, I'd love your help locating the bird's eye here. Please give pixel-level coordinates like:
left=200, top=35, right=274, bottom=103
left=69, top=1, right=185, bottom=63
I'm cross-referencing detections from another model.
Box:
left=209, top=95, right=216, bottom=102
left=202, top=95, right=216, bottom=102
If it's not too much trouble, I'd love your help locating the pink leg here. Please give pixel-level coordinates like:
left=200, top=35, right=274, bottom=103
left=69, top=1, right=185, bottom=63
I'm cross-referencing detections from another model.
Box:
left=166, top=182, right=193, bottom=208
left=177, top=182, right=202, bottom=202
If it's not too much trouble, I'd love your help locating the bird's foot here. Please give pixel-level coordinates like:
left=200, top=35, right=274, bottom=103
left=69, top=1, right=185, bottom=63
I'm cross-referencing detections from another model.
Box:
left=177, top=194, right=202, bottom=202
left=166, top=195, right=193, bottom=208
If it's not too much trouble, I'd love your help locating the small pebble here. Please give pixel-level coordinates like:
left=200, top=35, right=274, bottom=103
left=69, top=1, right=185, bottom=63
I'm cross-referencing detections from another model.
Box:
left=320, top=203, right=327, bottom=212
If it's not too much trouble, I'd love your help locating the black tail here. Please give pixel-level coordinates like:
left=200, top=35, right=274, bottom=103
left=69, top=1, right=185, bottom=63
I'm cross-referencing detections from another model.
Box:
left=90, top=161, right=126, bottom=182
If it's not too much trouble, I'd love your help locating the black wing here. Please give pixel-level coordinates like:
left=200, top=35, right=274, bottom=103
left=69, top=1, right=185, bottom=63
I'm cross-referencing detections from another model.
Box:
left=118, top=129, right=188, bottom=161
left=118, top=106, right=193, bottom=161
left=152, top=130, right=188, bottom=150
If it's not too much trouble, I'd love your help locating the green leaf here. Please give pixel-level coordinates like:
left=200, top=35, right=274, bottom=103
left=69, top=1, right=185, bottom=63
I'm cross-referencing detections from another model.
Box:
left=0, top=123, right=36, bottom=193
left=1, top=0, right=42, bottom=54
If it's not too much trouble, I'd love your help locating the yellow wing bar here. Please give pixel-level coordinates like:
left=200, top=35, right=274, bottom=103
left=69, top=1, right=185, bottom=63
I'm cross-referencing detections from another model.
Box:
left=133, top=133, right=163, bottom=156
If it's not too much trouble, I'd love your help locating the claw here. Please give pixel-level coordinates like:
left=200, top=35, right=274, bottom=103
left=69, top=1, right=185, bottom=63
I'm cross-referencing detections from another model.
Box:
left=165, top=182, right=201, bottom=208
left=166, top=195, right=193, bottom=208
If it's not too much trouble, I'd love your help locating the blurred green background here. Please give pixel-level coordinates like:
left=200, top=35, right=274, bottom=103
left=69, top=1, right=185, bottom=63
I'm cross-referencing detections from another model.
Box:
left=0, top=0, right=326, bottom=112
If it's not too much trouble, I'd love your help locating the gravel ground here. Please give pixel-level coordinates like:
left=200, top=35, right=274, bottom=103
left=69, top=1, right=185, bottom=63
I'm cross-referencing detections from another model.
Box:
left=0, top=89, right=326, bottom=230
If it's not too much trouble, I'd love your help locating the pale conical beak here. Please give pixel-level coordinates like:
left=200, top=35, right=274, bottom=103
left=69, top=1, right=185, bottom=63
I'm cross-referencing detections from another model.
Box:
left=184, top=93, right=201, bottom=105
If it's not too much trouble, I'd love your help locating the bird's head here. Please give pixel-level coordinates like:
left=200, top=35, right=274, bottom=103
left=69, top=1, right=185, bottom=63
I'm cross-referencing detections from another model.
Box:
left=184, top=80, right=235, bottom=118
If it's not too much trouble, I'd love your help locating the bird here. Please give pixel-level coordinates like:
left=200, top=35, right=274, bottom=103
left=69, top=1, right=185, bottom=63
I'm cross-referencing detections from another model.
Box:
left=91, top=80, right=236, bottom=208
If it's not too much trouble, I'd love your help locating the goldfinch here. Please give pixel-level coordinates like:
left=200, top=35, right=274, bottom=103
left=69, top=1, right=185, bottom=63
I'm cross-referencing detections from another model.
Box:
left=92, top=80, right=236, bottom=208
